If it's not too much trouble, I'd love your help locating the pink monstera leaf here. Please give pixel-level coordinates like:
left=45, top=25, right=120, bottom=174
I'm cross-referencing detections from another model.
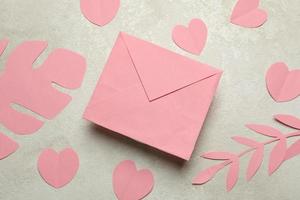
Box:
left=0, top=40, right=86, bottom=135
left=0, top=132, right=19, bottom=160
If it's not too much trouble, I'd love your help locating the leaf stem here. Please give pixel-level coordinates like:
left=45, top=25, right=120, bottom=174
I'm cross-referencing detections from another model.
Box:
left=220, top=131, right=300, bottom=167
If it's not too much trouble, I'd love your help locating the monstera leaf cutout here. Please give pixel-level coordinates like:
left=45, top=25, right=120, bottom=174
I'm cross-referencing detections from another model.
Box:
left=0, top=40, right=86, bottom=135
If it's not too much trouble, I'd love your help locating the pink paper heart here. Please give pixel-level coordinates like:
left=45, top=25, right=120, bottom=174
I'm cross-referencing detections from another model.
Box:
left=172, top=18, right=207, bottom=55
left=113, top=160, right=154, bottom=200
left=80, top=0, right=120, bottom=26
left=266, top=62, right=300, bottom=102
left=0, top=132, right=18, bottom=160
left=230, top=0, right=267, bottom=28
left=37, top=148, right=79, bottom=188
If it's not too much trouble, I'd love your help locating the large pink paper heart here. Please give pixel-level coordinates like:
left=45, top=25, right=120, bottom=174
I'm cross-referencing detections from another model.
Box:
left=0, top=132, right=18, bottom=160
left=172, top=18, right=207, bottom=55
left=230, top=0, right=267, bottom=28
left=113, top=160, right=154, bottom=200
left=80, top=0, right=120, bottom=26
left=38, top=148, right=79, bottom=188
left=266, top=62, right=300, bottom=102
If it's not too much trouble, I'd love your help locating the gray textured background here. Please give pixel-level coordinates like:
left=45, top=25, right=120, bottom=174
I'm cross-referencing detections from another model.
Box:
left=1, top=0, right=300, bottom=199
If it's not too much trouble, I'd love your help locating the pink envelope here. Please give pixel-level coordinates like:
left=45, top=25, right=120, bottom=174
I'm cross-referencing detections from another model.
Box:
left=84, top=32, right=222, bottom=160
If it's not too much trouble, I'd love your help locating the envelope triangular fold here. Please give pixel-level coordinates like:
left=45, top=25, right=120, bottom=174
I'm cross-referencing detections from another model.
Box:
left=84, top=32, right=222, bottom=160
left=120, top=32, right=221, bottom=101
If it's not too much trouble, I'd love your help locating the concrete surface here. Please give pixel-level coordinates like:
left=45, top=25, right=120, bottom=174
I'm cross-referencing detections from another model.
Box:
left=0, top=0, right=300, bottom=199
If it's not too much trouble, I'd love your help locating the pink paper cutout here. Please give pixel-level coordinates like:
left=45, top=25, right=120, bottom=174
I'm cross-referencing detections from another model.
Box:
left=202, top=152, right=239, bottom=191
left=113, top=160, right=154, bottom=200
left=266, top=62, right=300, bottom=102
left=202, top=152, right=236, bottom=160
left=0, top=41, right=86, bottom=135
left=227, top=159, right=239, bottom=192
left=232, top=136, right=260, bottom=147
left=232, top=136, right=264, bottom=180
left=194, top=120, right=300, bottom=191
left=275, top=114, right=300, bottom=130
left=172, top=18, right=207, bottom=55
left=246, top=124, right=287, bottom=174
left=269, top=137, right=286, bottom=175
left=246, top=124, right=282, bottom=137
left=285, top=139, right=300, bottom=161
left=0, top=132, right=19, bottom=160
left=38, top=148, right=79, bottom=188
left=80, top=0, right=120, bottom=26
left=83, top=32, right=222, bottom=160
left=247, top=147, right=264, bottom=181
left=192, top=163, right=225, bottom=185
left=230, top=0, right=267, bottom=28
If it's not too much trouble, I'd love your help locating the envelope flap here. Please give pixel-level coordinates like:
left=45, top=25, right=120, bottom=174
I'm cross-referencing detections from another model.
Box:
left=121, top=32, right=221, bottom=101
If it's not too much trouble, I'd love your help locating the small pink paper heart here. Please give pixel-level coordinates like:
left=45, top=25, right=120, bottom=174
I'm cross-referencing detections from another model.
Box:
left=0, top=132, right=18, bottom=160
left=230, top=0, right=267, bottom=28
left=266, top=62, right=300, bottom=102
left=113, top=160, right=154, bottom=200
left=80, top=0, right=120, bottom=26
left=172, top=18, right=207, bottom=55
left=38, top=148, right=79, bottom=188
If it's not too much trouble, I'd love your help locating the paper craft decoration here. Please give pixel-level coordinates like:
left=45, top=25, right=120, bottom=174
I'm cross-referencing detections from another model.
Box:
left=80, top=0, right=120, bottom=26
left=246, top=124, right=287, bottom=174
left=266, top=62, right=300, bottom=102
left=84, top=32, right=222, bottom=160
left=193, top=115, right=300, bottom=191
left=275, top=114, right=300, bottom=130
left=172, top=18, right=207, bottom=55
left=230, top=0, right=267, bottom=28
left=0, top=132, right=19, bottom=160
left=0, top=40, right=86, bottom=135
left=113, top=160, right=154, bottom=200
left=201, top=152, right=239, bottom=191
left=275, top=114, right=300, bottom=160
left=38, top=148, right=79, bottom=188
left=232, top=136, right=264, bottom=181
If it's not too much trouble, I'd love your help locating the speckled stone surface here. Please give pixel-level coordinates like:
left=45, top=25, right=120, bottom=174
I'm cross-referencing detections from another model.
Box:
left=1, top=0, right=300, bottom=199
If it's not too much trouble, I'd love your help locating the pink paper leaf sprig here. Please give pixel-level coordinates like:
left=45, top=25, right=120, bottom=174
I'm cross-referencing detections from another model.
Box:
left=275, top=114, right=300, bottom=160
left=0, top=40, right=86, bottom=135
left=202, top=152, right=239, bottom=191
left=193, top=114, right=300, bottom=191
left=232, top=136, right=264, bottom=180
left=246, top=124, right=287, bottom=174
left=275, top=114, right=300, bottom=130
